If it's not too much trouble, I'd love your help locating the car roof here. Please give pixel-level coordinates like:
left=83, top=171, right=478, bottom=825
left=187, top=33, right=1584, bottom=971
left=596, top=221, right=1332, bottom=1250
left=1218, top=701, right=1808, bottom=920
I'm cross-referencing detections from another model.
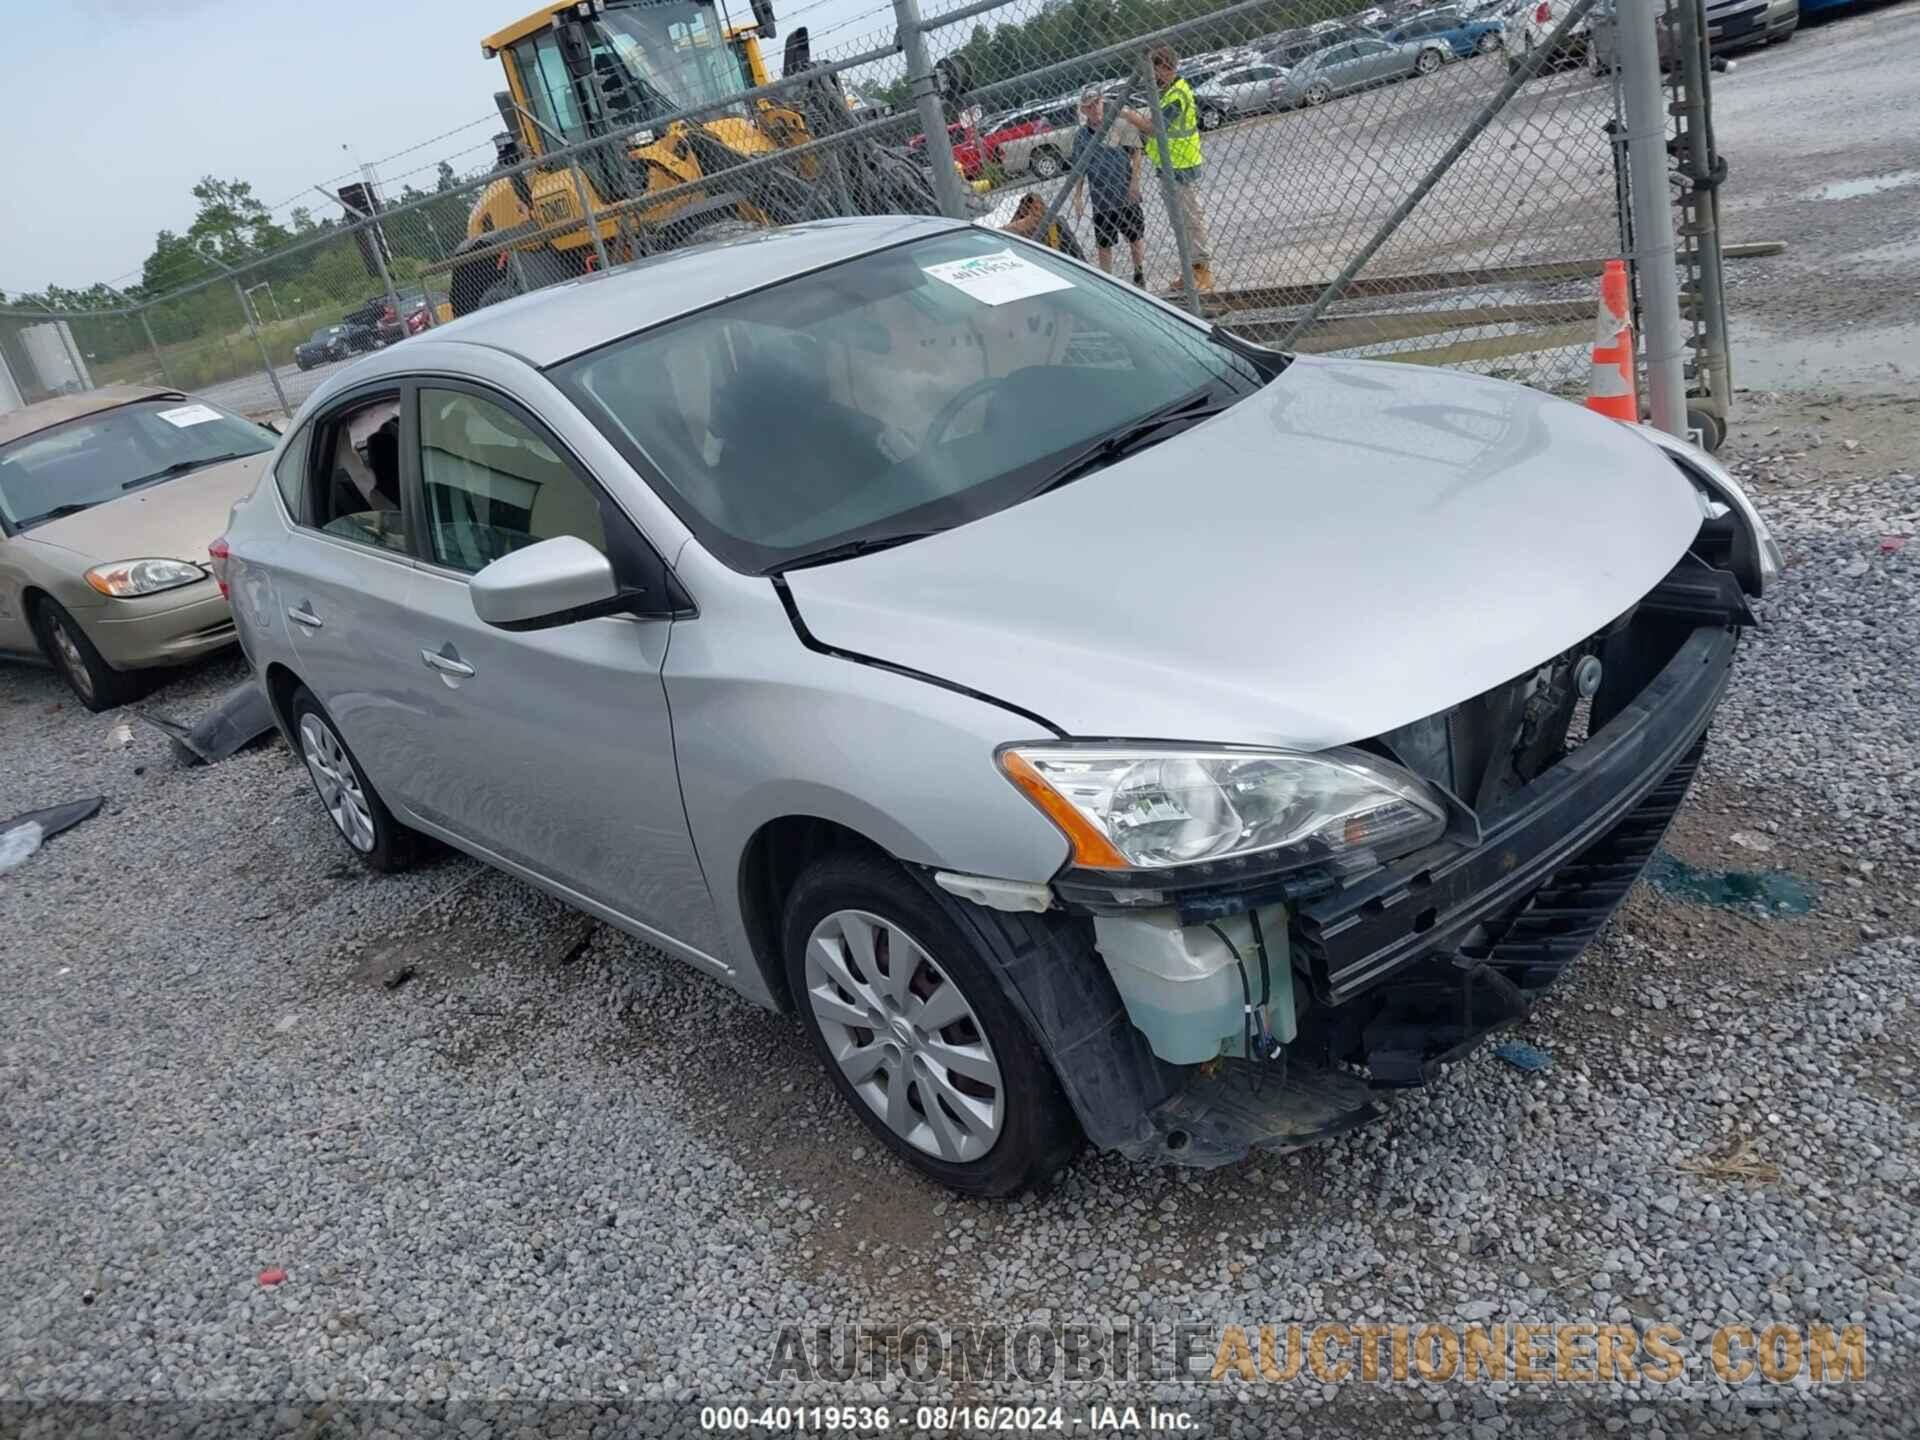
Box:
left=367, top=215, right=969, bottom=370
left=0, top=385, right=185, bottom=447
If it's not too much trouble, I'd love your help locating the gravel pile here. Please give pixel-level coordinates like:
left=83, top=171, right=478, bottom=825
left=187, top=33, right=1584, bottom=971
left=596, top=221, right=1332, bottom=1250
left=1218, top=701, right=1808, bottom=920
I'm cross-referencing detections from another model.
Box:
left=3, top=443, right=1916, bottom=1438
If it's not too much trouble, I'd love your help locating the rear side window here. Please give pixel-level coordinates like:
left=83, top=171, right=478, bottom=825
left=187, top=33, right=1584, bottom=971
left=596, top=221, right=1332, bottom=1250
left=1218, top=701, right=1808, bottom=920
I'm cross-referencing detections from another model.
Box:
left=273, top=424, right=312, bottom=520
left=311, top=394, right=408, bottom=555
left=417, top=388, right=607, bottom=574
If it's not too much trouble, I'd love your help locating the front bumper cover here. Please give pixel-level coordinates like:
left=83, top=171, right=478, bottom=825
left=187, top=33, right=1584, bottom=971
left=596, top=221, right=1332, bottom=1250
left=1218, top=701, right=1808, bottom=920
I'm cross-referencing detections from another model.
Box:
left=972, top=620, right=1737, bottom=1168
left=1296, top=622, right=1737, bottom=1006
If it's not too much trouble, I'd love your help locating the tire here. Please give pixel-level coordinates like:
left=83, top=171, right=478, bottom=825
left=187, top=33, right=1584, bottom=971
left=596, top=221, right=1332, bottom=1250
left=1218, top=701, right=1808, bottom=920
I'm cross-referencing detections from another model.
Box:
left=1029, top=146, right=1064, bottom=179
left=1305, top=81, right=1332, bottom=105
left=289, top=685, right=419, bottom=872
left=1416, top=46, right=1443, bottom=74
left=296, top=359, right=310, bottom=371
left=1476, top=31, right=1501, bottom=53
left=32, top=598, right=143, bottom=712
left=783, top=852, right=1080, bottom=1197
left=1198, top=105, right=1225, bottom=131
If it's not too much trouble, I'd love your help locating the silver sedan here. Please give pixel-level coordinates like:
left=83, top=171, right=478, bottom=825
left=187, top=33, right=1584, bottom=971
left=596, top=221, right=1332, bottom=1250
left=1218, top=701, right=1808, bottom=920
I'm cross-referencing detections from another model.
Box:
left=221, top=216, right=1774, bottom=1194
left=1271, top=35, right=1448, bottom=106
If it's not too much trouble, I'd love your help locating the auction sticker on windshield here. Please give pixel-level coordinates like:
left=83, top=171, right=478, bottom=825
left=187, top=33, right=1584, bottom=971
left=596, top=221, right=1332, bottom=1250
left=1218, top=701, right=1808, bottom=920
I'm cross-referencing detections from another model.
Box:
left=923, top=249, right=1074, bottom=306
left=157, top=404, right=222, bottom=428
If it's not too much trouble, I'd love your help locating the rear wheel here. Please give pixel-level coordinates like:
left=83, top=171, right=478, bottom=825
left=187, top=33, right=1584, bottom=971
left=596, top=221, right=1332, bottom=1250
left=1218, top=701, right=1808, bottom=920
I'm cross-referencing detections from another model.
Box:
left=1476, top=30, right=1501, bottom=53
left=1416, top=46, right=1444, bottom=73
left=289, top=686, right=419, bottom=872
left=1029, top=146, right=1064, bottom=179
left=1305, top=81, right=1332, bottom=105
left=32, top=598, right=141, bottom=712
left=783, top=853, right=1079, bottom=1196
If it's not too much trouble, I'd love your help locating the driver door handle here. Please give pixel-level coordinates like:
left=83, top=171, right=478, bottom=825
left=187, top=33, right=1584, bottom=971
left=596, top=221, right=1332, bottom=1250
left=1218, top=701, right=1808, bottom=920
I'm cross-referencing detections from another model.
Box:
left=421, top=649, right=475, bottom=679
left=287, top=604, right=323, bottom=629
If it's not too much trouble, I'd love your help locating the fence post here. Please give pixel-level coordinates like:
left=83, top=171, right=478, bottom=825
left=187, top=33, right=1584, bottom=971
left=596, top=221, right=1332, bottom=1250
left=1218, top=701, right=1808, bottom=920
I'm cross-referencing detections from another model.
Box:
left=1140, top=52, right=1201, bottom=316
left=566, top=157, right=613, bottom=272
left=894, top=0, right=971, bottom=220
left=233, top=278, right=292, bottom=420
left=136, top=308, right=172, bottom=388
left=1671, top=0, right=1730, bottom=439
left=1619, top=0, right=1687, bottom=437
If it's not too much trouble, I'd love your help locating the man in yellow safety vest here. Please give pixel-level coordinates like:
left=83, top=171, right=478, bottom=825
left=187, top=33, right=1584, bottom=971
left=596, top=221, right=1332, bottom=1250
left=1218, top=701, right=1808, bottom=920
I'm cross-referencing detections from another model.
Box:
left=1121, top=44, right=1213, bottom=292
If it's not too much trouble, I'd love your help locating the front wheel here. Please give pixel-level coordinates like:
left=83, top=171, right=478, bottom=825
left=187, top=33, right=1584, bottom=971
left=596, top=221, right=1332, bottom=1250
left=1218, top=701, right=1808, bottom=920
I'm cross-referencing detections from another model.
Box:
left=1029, top=146, right=1064, bottom=179
left=783, top=853, right=1079, bottom=1196
left=1416, top=47, right=1443, bottom=74
left=1305, top=81, right=1332, bottom=105
left=32, top=598, right=141, bottom=711
left=1198, top=105, right=1225, bottom=131
left=1477, top=31, right=1501, bottom=53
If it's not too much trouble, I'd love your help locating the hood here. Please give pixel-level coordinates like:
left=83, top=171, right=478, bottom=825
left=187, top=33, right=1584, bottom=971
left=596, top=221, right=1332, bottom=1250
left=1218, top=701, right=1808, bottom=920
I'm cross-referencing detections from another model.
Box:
left=21, top=454, right=270, bottom=567
left=783, top=357, right=1703, bottom=750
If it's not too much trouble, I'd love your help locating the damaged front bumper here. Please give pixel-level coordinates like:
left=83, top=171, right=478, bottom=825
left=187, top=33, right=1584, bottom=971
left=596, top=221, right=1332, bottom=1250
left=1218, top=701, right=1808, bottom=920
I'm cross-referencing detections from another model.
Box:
left=960, top=614, right=1739, bottom=1169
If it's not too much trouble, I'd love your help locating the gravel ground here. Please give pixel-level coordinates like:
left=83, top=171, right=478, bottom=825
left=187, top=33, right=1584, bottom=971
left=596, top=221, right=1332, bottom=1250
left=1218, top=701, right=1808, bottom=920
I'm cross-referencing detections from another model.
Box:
left=7, top=16, right=1920, bottom=1438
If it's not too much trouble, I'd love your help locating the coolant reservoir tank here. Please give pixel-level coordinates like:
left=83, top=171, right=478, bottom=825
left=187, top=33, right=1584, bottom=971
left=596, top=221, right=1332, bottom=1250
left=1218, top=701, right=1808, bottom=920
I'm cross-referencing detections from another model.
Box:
left=1092, top=905, right=1294, bottom=1065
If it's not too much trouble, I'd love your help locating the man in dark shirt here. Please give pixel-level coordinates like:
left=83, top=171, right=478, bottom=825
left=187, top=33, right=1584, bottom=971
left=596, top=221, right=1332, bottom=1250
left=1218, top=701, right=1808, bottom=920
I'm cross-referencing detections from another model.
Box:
left=1069, top=91, right=1146, bottom=287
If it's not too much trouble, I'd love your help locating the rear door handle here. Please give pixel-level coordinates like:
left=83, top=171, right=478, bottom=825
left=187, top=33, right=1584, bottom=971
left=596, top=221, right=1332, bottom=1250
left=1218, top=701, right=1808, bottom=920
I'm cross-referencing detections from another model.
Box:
left=421, top=648, right=475, bottom=679
left=287, top=604, right=323, bottom=629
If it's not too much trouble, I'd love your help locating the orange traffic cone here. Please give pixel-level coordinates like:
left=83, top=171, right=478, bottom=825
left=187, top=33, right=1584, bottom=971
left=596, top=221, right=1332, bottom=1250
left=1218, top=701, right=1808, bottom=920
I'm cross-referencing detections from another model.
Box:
left=1586, top=258, right=1638, bottom=423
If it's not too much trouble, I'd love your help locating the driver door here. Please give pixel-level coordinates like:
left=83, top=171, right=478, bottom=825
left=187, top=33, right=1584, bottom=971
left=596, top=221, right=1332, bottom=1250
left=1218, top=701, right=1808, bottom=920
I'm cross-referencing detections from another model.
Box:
left=388, top=380, right=725, bottom=960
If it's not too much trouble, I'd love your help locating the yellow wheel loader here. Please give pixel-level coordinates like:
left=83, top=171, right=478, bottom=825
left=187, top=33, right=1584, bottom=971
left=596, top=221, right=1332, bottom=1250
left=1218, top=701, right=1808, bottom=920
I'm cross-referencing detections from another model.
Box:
left=449, top=0, right=940, bottom=315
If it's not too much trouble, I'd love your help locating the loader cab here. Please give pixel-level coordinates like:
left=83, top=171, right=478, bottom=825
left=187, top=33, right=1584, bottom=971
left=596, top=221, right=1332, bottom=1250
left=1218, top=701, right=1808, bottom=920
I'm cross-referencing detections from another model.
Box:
left=488, top=0, right=770, bottom=159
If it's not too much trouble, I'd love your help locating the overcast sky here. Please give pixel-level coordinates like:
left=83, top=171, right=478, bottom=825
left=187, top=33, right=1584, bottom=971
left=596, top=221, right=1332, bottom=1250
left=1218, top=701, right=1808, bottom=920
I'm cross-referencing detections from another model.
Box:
left=4, top=0, right=905, bottom=296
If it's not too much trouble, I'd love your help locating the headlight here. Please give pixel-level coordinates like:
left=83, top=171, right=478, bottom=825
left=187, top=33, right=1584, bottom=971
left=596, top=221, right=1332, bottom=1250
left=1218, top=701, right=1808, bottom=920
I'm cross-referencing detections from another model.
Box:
left=84, top=558, right=208, bottom=598
left=1001, top=744, right=1446, bottom=875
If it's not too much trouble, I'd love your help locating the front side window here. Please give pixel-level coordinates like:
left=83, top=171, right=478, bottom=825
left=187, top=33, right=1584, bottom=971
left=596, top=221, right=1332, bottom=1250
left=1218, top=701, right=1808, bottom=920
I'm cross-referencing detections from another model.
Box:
left=554, top=228, right=1267, bottom=573
left=419, top=389, right=606, bottom=574
left=312, top=395, right=408, bottom=555
left=0, top=399, right=274, bottom=532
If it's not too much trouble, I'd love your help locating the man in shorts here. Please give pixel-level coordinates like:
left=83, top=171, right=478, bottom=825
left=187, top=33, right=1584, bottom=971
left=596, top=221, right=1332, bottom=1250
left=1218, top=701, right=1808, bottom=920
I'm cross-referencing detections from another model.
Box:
left=1070, top=90, right=1146, bottom=287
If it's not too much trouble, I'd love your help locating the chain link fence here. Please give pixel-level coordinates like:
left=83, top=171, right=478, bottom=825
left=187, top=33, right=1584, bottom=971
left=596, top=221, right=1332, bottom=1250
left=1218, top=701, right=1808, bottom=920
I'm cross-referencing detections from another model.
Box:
left=2, top=0, right=1718, bottom=431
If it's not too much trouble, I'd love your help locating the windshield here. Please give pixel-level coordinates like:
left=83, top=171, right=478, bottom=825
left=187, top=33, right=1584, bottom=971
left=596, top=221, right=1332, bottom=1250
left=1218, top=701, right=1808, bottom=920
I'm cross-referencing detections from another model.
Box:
left=552, top=228, right=1270, bottom=573
left=513, top=0, right=746, bottom=144
left=0, top=399, right=274, bottom=532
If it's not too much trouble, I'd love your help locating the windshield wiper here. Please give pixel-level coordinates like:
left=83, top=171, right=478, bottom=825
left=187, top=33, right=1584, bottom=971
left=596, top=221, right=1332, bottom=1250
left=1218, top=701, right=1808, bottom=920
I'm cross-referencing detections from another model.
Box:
left=1021, top=387, right=1235, bottom=500
left=16, top=502, right=96, bottom=528
left=122, top=453, right=255, bottom=491
left=775, top=530, right=940, bottom=573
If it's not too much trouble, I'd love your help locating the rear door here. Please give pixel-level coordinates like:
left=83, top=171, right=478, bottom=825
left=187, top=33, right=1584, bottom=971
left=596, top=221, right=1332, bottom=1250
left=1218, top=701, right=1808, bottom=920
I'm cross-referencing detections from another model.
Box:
left=277, top=384, right=427, bottom=807
left=390, top=380, right=723, bottom=956
left=1353, top=38, right=1402, bottom=82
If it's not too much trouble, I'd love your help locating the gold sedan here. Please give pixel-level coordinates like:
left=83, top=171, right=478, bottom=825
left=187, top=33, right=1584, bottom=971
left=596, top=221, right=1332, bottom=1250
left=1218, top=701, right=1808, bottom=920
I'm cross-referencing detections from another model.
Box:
left=0, top=386, right=278, bottom=710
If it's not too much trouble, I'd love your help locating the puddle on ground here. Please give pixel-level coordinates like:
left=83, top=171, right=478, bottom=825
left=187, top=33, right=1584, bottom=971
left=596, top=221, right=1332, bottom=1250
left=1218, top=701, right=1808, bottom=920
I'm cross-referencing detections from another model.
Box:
left=1730, top=318, right=1918, bottom=392
left=1645, top=850, right=1816, bottom=915
left=1811, top=169, right=1920, bottom=202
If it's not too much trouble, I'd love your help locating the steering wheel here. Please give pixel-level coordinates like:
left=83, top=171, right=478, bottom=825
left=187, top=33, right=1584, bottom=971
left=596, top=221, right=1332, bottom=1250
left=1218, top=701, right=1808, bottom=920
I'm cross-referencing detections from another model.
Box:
left=924, top=376, right=1005, bottom=449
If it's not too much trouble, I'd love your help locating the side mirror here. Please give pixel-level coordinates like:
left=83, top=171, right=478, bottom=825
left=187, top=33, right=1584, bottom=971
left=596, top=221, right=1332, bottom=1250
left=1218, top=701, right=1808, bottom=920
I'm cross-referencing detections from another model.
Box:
left=782, top=26, right=810, bottom=75
left=751, top=0, right=776, bottom=39
left=471, top=535, right=632, bottom=631
left=556, top=19, right=594, bottom=79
